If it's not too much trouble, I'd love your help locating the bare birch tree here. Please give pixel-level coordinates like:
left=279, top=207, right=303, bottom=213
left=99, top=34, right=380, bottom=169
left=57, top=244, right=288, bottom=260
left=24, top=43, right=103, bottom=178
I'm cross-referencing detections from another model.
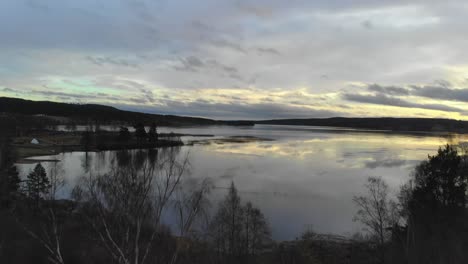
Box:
left=73, top=147, right=209, bottom=264
left=171, top=178, right=213, bottom=264
left=353, top=176, right=399, bottom=264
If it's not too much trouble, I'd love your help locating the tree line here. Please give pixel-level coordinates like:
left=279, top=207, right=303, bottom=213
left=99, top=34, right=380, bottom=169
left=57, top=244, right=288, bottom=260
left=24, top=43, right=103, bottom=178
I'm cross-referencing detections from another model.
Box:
left=0, top=97, right=254, bottom=127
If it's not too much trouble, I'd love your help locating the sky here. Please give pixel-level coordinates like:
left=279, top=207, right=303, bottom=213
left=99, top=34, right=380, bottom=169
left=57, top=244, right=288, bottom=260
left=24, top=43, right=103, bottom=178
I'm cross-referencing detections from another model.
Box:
left=2, top=0, right=468, bottom=120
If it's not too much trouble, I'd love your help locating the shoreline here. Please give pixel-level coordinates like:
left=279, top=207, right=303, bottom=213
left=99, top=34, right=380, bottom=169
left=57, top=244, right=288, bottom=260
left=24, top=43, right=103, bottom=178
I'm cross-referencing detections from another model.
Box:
left=13, top=131, right=187, bottom=162
left=13, top=130, right=272, bottom=163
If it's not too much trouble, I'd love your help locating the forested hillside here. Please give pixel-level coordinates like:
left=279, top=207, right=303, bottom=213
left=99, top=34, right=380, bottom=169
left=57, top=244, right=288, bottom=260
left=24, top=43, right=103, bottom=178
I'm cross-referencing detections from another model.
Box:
left=0, top=97, right=252, bottom=126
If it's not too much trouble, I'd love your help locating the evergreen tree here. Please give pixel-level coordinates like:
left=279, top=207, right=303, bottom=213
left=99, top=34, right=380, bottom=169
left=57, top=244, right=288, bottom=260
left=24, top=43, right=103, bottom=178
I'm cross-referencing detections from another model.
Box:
left=133, top=123, right=147, bottom=143
left=118, top=126, right=131, bottom=142
left=148, top=122, right=158, bottom=143
left=0, top=137, right=21, bottom=208
left=0, top=166, right=21, bottom=208
left=26, top=163, right=51, bottom=206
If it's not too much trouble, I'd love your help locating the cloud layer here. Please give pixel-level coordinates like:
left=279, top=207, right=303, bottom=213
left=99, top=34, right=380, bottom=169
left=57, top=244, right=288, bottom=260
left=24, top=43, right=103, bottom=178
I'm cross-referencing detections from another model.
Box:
left=2, top=0, right=468, bottom=119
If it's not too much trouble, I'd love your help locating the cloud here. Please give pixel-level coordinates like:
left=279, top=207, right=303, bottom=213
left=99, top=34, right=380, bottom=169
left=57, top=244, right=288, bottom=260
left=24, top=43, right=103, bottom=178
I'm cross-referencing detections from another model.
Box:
left=343, top=93, right=464, bottom=113
left=361, top=20, right=373, bottom=29
left=173, top=56, right=242, bottom=81
left=139, top=89, right=155, bottom=103
left=36, top=89, right=93, bottom=99
left=412, top=85, right=468, bottom=103
left=10, top=87, right=123, bottom=103
left=173, top=56, right=205, bottom=72
left=364, top=158, right=407, bottom=169
left=4, top=1, right=468, bottom=119
left=367, top=84, right=410, bottom=96
left=115, top=100, right=345, bottom=120
left=363, top=82, right=468, bottom=104
left=256, top=47, right=281, bottom=55
left=210, top=38, right=247, bottom=54
left=86, top=56, right=139, bottom=68
left=2, top=87, right=19, bottom=93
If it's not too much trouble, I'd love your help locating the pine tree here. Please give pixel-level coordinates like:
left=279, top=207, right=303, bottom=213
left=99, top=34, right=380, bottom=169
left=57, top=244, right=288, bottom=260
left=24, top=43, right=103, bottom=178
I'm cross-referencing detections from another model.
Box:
left=0, top=165, right=21, bottom=208
left=133, top=123, right=147, bottom=143
left=26, top=163, right=51, bottom=206
left=148, top=122, right=158, bottom=143
left=0, top=137, right=21, bottom=208
left=118, top=126, right=131, bottom=142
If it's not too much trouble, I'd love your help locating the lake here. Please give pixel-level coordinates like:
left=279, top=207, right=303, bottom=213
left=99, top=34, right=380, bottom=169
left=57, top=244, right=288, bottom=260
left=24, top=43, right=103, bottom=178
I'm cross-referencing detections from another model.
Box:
left=17, top=124, right=467, bottom=240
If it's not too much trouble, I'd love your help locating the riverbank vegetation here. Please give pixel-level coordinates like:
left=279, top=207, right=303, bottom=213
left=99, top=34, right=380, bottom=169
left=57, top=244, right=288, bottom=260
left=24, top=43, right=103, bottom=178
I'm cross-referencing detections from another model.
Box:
left=12, top=123, right=185, bottom=161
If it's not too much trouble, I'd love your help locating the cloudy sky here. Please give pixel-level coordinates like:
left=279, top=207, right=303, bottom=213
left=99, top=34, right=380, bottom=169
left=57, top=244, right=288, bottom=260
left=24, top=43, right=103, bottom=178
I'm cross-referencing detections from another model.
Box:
left=2, top=0, right=468, bottom=120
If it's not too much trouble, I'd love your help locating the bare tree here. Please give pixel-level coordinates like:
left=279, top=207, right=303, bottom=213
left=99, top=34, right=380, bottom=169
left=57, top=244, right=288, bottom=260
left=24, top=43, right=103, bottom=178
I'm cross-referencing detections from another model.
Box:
left=171, top=178, right=213, bottom=264
left=243, top=202, right=271, bottom=256
left=210, top=182, right=271, bottom=262
left=73, top=147, right=208, bottom=264
left=211, top=182, right=244, bottom=259
left=48, top=162, right=65, bottom=200
left=353, top=176, right=399, bottom=263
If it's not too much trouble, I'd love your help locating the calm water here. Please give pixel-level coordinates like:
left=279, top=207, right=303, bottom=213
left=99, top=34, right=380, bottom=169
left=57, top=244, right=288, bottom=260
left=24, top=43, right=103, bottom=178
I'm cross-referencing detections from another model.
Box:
left=17, top=125, right=468, bottom=240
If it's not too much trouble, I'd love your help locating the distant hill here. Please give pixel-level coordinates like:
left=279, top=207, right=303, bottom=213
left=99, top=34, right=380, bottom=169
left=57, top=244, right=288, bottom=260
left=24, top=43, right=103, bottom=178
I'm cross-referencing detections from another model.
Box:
left=0, top=97, right=252, bottom=126
left=257, top=117, right=468, bottom=133
left=3, top=97, right=468, bottom=132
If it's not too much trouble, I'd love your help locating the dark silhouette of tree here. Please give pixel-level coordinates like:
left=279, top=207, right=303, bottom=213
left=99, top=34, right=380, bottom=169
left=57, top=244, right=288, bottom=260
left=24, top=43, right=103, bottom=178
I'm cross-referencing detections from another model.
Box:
left=80, top=130, right=93, bottom=150
left=134, top=123, right=147, bottom=143
left=118, top=126, right=131, bottom=142
left=172, top=178, right=212, bottom=264
left=72, top=148, right=208, bottom=264
left=26, top=163, right=51, bottom=207
left=18, top=162, right=68, bottom=264
left=394, top=144, right=468, bottom=264
left=94, top=119, right=101, bottom=132
left=243, top=202, right=271, bottom=256
left=148, top=122, right=158, bottom=143
left=211, top=182, right=271, bottom=262
left=411, top=144, right=467, bottom=208
left=353, top=176, right=399, bottom=264
left=0, top=166, right=21, bottom=208
left=0, top=137, right=21, bottom=208
left=212, top=182, right=244, bottom=259
left=80, top=151, right=92, bottom=173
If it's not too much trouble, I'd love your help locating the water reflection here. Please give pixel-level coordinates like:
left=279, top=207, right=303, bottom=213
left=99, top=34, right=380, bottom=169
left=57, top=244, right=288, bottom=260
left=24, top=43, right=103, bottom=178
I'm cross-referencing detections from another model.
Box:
left=17, top=125, right=468, bottom=240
